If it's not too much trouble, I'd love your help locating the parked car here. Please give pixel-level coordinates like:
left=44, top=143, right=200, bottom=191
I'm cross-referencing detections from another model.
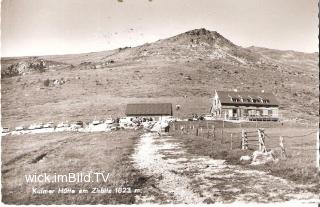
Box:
left=198, top=116, right=204, bottom=121
left=202, top=114, right=215, bottom=121
left=119, top=117, right=136, bottom=128
left=34, top=123, right=44, bottom=129
left=56, top=122, right=64, bottom=128
left=111, top=126, right=120, bottom=131
left=105, top=118, right=114, bottom=124
left=70, top=121, right=83, bottom=129
left=43, top=122, right=54, bottom=128
left=43, top=124, right=49, bottom=128
left=2, top=127, right=10, bottom=133
left=28, top=124, right=37, bottom=130
left=57, top=122, right=70, bottom=128
left=15, top=126, right=24, bottom=131
left=119, top=117, right=130, bottom=124
left=189, top=114, right=199, bottom=121
left=91, top=120, right=101, bottom=125
left=73, top=121, right=83, bottom=127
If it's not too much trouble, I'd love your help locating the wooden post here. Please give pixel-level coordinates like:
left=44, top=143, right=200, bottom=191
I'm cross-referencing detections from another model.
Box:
left=317, top=131, right=319, bottom=171
left=221, top=120, right=225, bottom=144
left=279, top=136, right=287, bottom=158
left=258, top=129, right=262, bottom=151
left=257, top=129, right=266, bottom=152
left=230, top=133, right=233, bottom=150
left=213, top=125, right=215, bottom=140
left=241, top=129, right=248, bottom=150
left=241, top=129, right=244, bottom=149
left=245, top=131, right=248, bottom=149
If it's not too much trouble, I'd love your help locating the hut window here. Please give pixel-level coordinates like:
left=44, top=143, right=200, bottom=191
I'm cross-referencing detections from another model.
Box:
left=232, top=98, right=240, bottom=102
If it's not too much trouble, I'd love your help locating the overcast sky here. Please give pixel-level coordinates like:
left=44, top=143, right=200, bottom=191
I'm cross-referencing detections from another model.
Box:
left=1, top=0, right=318, bottom=57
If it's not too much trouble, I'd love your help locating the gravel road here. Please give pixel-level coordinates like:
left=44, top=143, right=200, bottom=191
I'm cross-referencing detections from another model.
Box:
left=132, top=132, right=320, bottom=204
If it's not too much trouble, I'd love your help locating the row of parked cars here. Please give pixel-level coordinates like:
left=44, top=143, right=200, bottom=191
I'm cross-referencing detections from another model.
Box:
left=1, top=115, right=215, bottom=134
left=1, top=118, right=116, bottom=134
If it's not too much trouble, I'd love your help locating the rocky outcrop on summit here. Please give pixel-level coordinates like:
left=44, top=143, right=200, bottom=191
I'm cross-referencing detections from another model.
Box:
left=131, top=28, right=263, bottom=65
left=1, top=57, right=69, bottom=78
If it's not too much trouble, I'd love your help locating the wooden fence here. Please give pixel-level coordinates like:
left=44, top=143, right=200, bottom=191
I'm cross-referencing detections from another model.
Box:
left=170, top=122, right=319, bottom=168
left=171, top=122, right=289, bottom=153
left=241, top=129, right=266, bottom=152
left=170, top=120, right=318, bottom=130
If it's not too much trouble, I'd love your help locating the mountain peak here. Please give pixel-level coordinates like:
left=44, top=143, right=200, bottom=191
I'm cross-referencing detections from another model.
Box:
left=185, top=28, right=215, bottom=36
left=185, top=28, right=227, bottom=39
left=163, top=28, right=237, bottom=51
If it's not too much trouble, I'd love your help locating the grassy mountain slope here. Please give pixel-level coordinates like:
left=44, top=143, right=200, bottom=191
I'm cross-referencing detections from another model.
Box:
left=1, top=28, right=318, bottom=127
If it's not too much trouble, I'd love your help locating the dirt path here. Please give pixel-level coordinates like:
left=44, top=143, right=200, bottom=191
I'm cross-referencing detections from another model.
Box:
left=132, top=132, right=320, bottom=204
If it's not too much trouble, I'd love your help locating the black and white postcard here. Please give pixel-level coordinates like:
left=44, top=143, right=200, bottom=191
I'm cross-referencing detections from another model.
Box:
left=1, top=0, right=319, bottom=205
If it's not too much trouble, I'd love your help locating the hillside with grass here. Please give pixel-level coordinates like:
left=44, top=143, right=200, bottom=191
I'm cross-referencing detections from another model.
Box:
left=1, top=28, right=318, bottom=127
